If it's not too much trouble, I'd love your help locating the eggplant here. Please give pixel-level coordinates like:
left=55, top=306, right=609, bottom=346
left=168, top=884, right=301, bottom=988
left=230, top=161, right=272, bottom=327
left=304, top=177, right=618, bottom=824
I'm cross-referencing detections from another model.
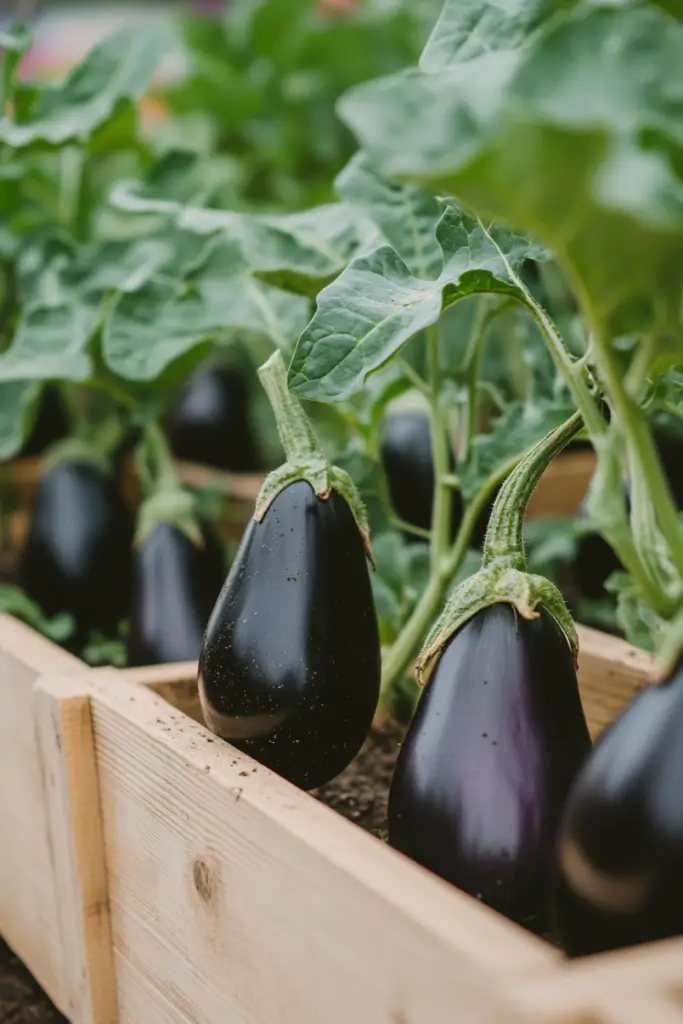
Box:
left=389, top=603, right=591, bottom=933
left=20, top=386, right=68, bottom=457
left=381, top=411, right=462, bottom=537
left=554, top=663, right=683, bottom=956
left=166, top=363, right=260, bottom=472
left=20, top=459, right=133, bottom=649
left=199, top=479, right=381, bottom=789
left=127, top=520, right=226, bottom=667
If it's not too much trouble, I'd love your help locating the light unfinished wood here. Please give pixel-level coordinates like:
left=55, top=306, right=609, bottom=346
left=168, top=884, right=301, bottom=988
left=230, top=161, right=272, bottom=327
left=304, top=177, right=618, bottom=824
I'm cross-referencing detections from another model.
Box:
left=527, top=450, right=596, bottom=518
left=512, top=937, right=683, bottom=1022
left=34, top=675, right=118, bottom=1024
left=0, top=614, right=86, bottom=1014
left=86, top=670, right=552, bottom=1024
left=576, top=624, right=654, bottom=739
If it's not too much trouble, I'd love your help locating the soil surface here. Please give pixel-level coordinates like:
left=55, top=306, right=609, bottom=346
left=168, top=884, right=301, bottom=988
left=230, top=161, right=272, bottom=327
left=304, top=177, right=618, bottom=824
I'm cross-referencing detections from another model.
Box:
left=0, top=941, right=65, bottom=1023
left=313, top=730, right=401, bottom=841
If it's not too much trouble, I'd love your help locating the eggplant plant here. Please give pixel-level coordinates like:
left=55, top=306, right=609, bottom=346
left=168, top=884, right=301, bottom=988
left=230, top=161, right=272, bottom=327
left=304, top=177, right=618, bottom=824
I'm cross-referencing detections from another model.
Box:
left=2, top=0, right=683, bottom=954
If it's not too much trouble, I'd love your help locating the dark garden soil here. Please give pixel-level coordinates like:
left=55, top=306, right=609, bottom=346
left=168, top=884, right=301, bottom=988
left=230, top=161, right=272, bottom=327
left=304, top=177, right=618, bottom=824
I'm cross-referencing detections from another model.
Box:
left=0, top=941, right=65, bottom=1024
left=313, top=729, right=401, bottom=841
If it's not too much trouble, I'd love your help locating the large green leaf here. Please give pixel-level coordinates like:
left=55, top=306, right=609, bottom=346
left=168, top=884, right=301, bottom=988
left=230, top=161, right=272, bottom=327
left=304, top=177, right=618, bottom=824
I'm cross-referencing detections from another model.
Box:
left=0, top=28, right=169, bottom=147
left=335, top=152, right=443, bottom=278
left=104, top=238, right=309, bottom=380
left=420, top=0, right=555, bottom=72
left=111, top=180, right=378, bottom=296
left=288, top=204, right=547, bottom=401
left=340, top=4, right=683, bottom=336
left=0, top=381, right=40, bottom=460
left=0, top=304, right=98, bottom=382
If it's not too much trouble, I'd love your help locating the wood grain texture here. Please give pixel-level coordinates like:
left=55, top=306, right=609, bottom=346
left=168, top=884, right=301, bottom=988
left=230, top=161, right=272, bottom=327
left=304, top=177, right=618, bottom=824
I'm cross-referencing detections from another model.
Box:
left=576, top=625, right=654, bottom=739
left=0, top=615, right=86, bottom=1014
left=87, top=671, right=552, bottom=1024
left=34, top=676, right=118, bottom=1024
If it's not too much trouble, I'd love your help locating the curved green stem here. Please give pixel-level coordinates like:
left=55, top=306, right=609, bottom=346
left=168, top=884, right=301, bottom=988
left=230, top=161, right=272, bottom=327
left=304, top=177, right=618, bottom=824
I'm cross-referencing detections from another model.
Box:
left=137, top=421, right=179, bottom=499
left=259, top=350, right=322, bottom=463
left=379, top=451, right=523, bottom=703
left=584, top=305, right=683, bottom=582
left=483, top=410, right=583, bottom=571
left=477, top=221, right=607, bottom=441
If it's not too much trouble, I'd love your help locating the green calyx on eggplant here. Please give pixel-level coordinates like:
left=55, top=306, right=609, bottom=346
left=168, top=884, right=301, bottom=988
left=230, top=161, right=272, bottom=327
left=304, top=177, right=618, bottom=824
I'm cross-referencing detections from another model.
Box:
left=20, top=442, right=134, bottom=651
left=166, top=361, right=260, bottom=473
left=198, top=350, right=381, bottom=789
left=389, top=412, right=590, bottom=931
left=381, top=411, right=462, bottom=539
left=552, top=656, right=683, bottom=956
left=390, top=603, right=591, bottom=932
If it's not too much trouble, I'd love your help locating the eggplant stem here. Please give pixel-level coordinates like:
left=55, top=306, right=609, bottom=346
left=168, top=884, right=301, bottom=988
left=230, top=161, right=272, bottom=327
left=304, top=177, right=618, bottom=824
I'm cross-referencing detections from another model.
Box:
left=482, top=411, right=583, bottom=571
left=258, top=350, right=322, bottom=465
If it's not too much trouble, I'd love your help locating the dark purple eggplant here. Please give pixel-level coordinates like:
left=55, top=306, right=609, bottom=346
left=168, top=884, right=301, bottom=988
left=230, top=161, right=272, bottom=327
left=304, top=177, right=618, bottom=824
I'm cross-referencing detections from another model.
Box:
left=20, top=386, right=68, bottom=457
left=554, top=663, right=683, bottom=956
left=389, top=603, right=591, bottom=933
left=199, top=480, right=381, bottom=789
left=20, top=459, right=133, bottom=649
left=166, top=363, right=260, bottom=472
left=381, top=411, right=462, bottom=537
left=127, top=520, right=226, bottom=667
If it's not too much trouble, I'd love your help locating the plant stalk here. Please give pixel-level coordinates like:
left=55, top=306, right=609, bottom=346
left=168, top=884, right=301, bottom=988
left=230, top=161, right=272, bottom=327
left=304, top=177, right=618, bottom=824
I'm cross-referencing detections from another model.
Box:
left=259, top=350, right=322, bottom=464
left=379, top=452, right=523, bottom=702
left=426, top=321, right=452, bottom=576
left=584, top=303, right=683, bottom=582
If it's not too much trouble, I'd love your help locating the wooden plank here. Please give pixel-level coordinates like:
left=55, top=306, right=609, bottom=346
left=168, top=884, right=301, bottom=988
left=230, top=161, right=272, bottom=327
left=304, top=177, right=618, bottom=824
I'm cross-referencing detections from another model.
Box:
left=512, top=937, right=683, bottom=1022
left=34, top=675, right=118, bottom=1024
left=124, top=621, right=655, bottom=745
left=87, top=671, right=552, bottom=1024
left=114, top=663, right=202, bottom=724
left=576, top=625, right=653, bottom=739
left=0, top=615, right=87, bottom=1014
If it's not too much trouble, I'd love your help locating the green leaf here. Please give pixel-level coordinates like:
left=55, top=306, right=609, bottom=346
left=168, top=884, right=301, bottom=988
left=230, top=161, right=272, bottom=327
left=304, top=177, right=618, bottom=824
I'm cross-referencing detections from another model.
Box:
left=335, top=152, right=443, bottom=278
left=103, top=238, right=309, bottom=380
left=419, top=0, right=554, bottom=72
left=0, top=381, right=40, bottom=460
left=0, top=585, right=74, bottom=643
left=340, top=4, right=683, bottom=336
left=0, top=27, right=170, bottom=148
left=459, top=398, right=575, bottom=500
left=606, top=571, right=661, bottom=651
left=0, top=304, right=98, bottom=382
left=111, top=180, right=378, bottom=297
left=288, top=203, right=547, bottom=401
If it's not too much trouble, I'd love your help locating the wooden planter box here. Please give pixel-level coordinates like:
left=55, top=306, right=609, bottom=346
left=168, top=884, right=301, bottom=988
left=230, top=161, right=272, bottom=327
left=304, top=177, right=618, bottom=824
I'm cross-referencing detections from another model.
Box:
left=5, top=610, right=683, bottom=1024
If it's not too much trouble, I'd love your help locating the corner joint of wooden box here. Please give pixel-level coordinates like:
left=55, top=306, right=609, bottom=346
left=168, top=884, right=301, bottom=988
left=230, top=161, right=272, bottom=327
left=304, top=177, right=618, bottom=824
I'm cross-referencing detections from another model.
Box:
left=33, top=673, right=119, bottom=1024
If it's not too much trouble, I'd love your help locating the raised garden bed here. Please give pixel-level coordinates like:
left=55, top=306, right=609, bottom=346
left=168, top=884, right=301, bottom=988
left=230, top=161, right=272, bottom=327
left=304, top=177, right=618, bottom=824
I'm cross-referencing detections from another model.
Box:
left=4, top=609, right=681, bottom=1024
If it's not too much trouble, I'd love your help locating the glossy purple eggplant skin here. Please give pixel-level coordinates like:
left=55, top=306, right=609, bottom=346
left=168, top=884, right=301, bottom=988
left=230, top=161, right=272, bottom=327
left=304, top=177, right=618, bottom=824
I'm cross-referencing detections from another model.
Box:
left=127, top=521, right=226, bottom=667
left=166, top=364, right=259, bottom=472
left=554, top=664, right=683, bottom=956
left=198, top=480, right=381, bottom=790
left=388, top=604, right=591, bottom=933
left=20, top=460, right=134, bottom=649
